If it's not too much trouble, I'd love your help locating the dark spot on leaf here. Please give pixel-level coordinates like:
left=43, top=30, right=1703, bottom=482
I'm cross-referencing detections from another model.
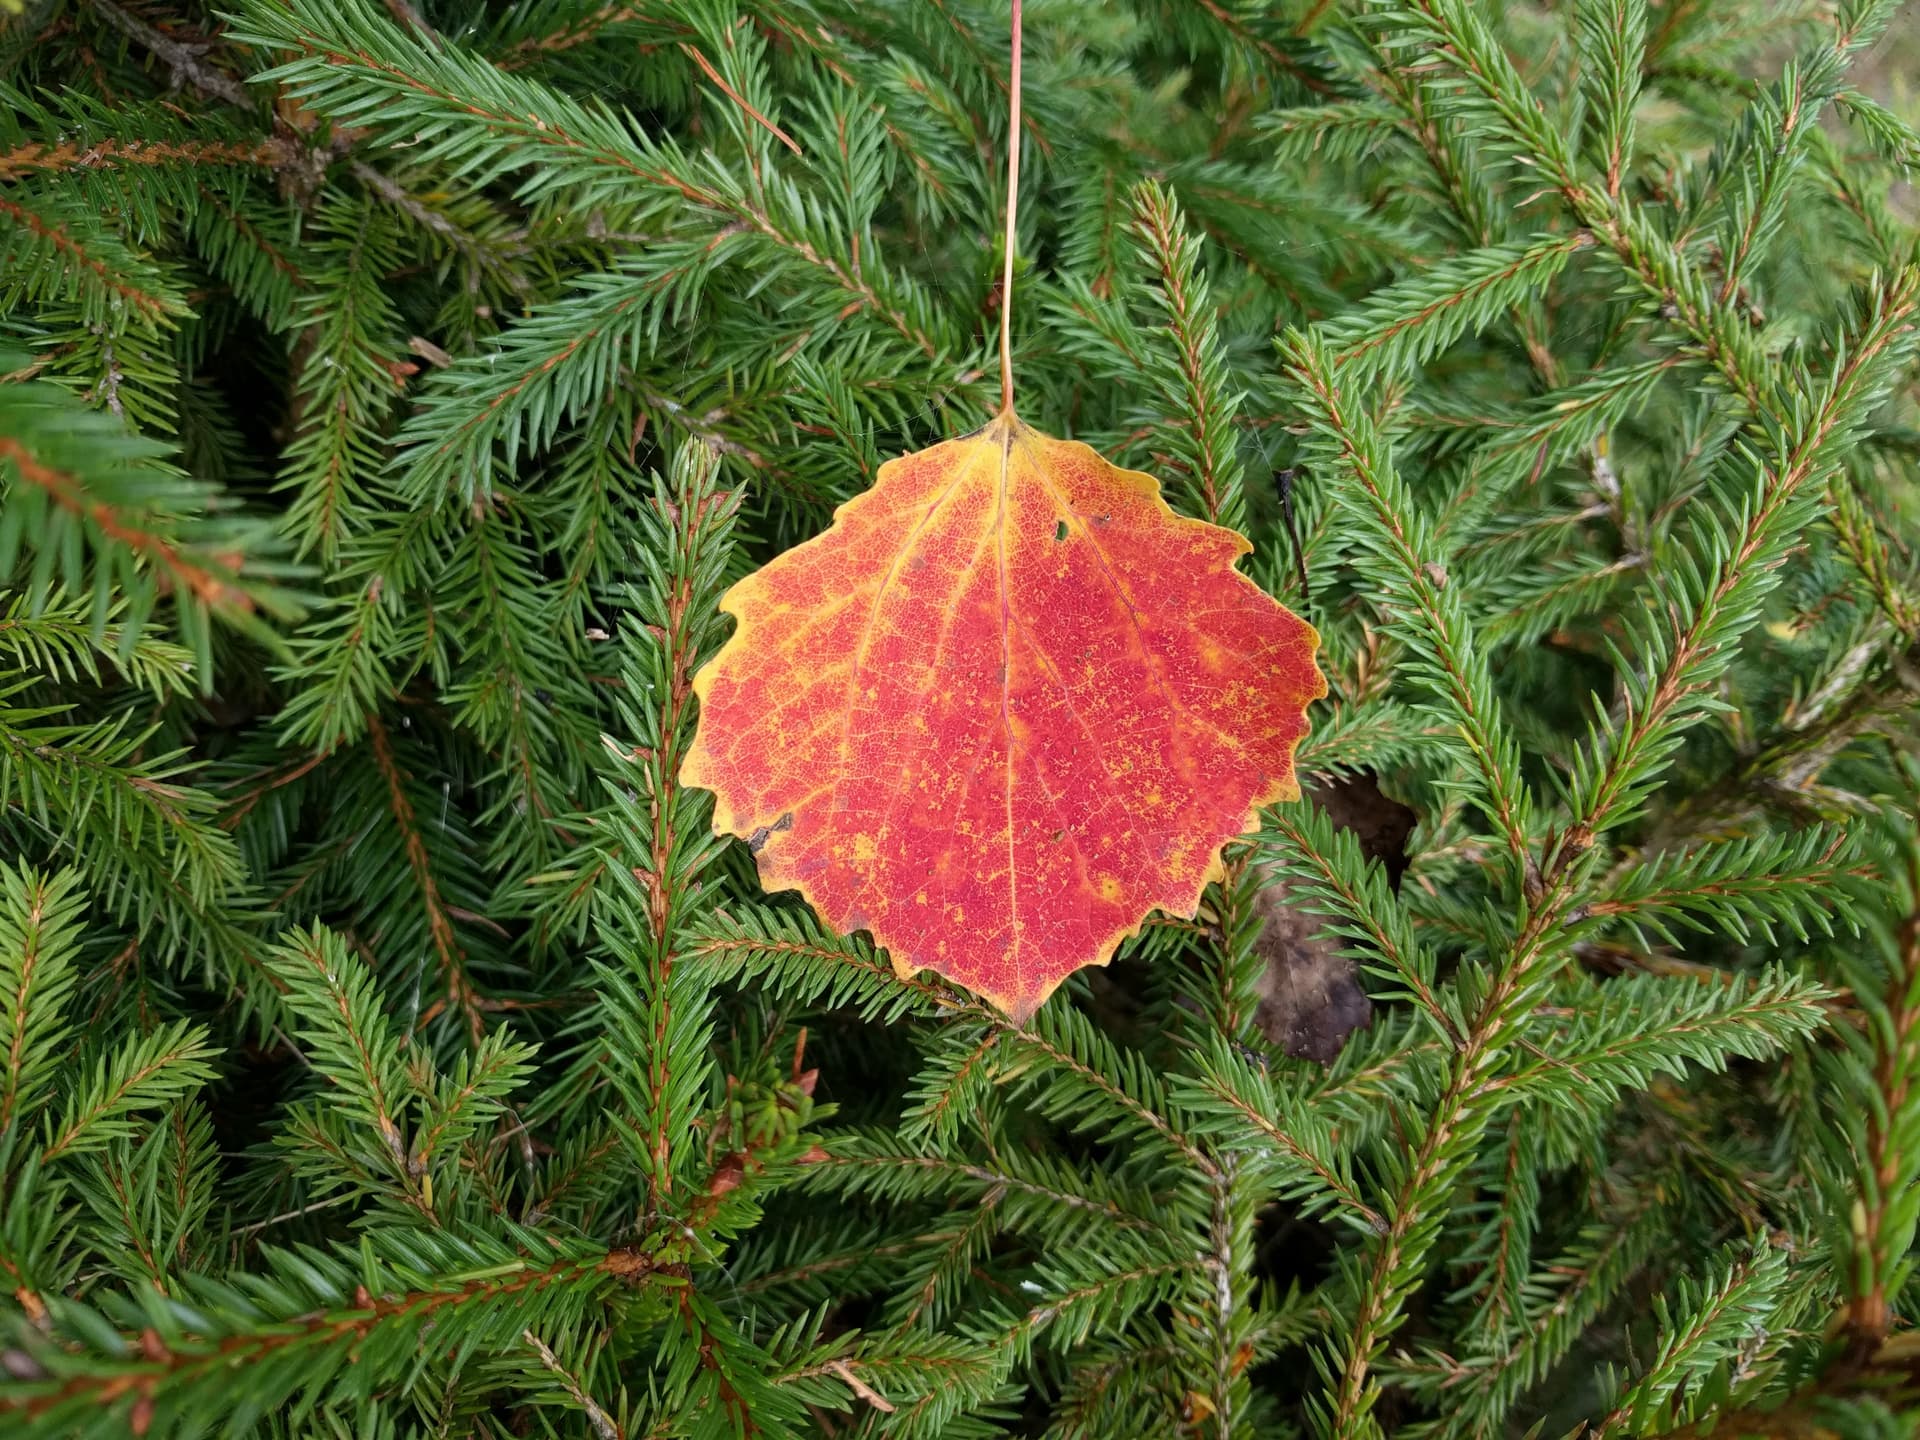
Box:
left=1055, top=520, right=1069, bottom=541
left=748, top=812, right=794, bottom=855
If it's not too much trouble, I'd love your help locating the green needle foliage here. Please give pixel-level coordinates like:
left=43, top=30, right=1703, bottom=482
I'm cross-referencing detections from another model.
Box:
left=3, top=0, right=1920, bottom=1436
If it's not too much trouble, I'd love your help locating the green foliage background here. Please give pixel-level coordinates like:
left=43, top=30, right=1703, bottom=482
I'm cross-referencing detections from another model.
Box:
left=3, top=0, right=1920, bottom=1436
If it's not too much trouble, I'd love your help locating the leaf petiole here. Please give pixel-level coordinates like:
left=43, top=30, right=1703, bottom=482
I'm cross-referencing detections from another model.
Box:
left=999, top=0, right=1023, bottom=416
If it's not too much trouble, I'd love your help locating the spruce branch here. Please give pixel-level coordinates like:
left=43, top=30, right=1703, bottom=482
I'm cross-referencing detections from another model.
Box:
left=87, top=0, right=254, bottom=107
left=1128, top=180, right=1246, bottom=528
left=1598, top=1242, right=1790, bottom=1437
left=0, top=363, right=296, bottom=676
left=4, top=1232, right=658, bottom=1435
left=279, top=192, right=404, bottom=558
left=489, top=1, right=684, bottom=68
left=1260, top=803, right=1449, bottom=1031
left=984, top=1258, right=1193, bottom=1360
left=39, top=1020, right=218, bottom=1164
left=1264, top=277, right=1920, bottom=1426
left=346, top=159, right=535, bottom=301
left=0, top=701, right=254, bottom=970
left=1556, top=267, right=1920, bottom=868
left=0, top=192, right=182, bottom=328
left=231, top=0, right=952, bottom=363
left=1575, top=0, right=1647, bottom=199
left=1495, top=968, right=1833, bottom=1106
left=1322, top=234, right=1591, bottom=387
left=0, top=136, right=293, bottom=182
left=524, top=1327, right=626, bottom=1440
left=574, top=442, right=741, bottom=1223
left=1280, top=332, right=1533, bottom=878
left=1588, top=829, right=1865, bottom=948
left=1837, top=835, right=1920, bottom=1354
left=805, top=1134, right=1162, bottom=1235
left=266, top=924, right=425, bottom=1212
left=1393, top=1202, right=1670, bottom=1438
left=1315, top=256, right=1912, bottom=1421
left=364, top=712, right=487, bottom=1044
left=1384, top=0, right=1917, bottom=633
left=1176, top=1038, right=1388, bottom=1236
left=0, top=436, right=228, bottom=605
left=0, top=863, right=86, bottom=1135
left=0, top=594, right=195, bottom=698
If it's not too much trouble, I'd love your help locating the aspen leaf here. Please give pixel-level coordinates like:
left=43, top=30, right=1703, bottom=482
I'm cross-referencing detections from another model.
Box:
left=680, top=413, right=1326, bottom=1021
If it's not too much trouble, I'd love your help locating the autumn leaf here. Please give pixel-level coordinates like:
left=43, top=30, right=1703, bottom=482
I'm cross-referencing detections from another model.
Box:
left=680, top=413, right=1325, bottom=1020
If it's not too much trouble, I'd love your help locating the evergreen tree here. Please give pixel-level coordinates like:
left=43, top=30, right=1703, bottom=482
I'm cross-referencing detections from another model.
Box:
left=3, top=0, right=1920, bottom=1435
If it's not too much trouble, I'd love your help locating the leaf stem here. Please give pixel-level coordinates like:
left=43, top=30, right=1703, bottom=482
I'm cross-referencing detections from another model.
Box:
left=999, top=0, right=1023, bottom=416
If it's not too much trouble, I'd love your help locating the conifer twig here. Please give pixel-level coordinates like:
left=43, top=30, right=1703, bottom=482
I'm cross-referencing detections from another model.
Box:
left=1844, top=842, right=1920, bottom=1352
left=525, top=1329, right=624, bottom=1440
left=88, top=0, right=252, bottom=107
left=365, top=713, right=487, bottom=1045
left=0, top=136, right=292, bottom=181
left=1322, top=264, right=1920, bottom=1440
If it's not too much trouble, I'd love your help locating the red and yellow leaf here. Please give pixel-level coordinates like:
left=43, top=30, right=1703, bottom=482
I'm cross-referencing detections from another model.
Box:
left=681, top=414, right=1325, bottom=1020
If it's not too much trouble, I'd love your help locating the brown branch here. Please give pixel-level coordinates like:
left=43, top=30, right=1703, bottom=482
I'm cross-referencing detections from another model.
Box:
left=0, top=136, right=290, bottom=182
left=40, top=1037, right=205, bottom=1164
left=1131, top=186, right=1229, bottom=521
left=268, top=24, right=939, bottom=355
left=496, top=4, right=682, bottom=67
left=88, top=0, right=252, bottom=108
left=680, top=43, right=801, bottom=157
left=0, top=438, right=248, bottom=611
left=1846, top=851, right=1920, bottom=1353
left=525, top=1329, right=624, bottom=1440
left=280, top=931, right=428, bottom=1212
left=0, top=196, right=176, bottom=324
left=4, top=1248, right=657, bottom=1422
left=365, top=713, right=486, bottom=1044
left=348, top=161, right=533, bottom=297
left=0, top=873, right=52, bottom=1134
